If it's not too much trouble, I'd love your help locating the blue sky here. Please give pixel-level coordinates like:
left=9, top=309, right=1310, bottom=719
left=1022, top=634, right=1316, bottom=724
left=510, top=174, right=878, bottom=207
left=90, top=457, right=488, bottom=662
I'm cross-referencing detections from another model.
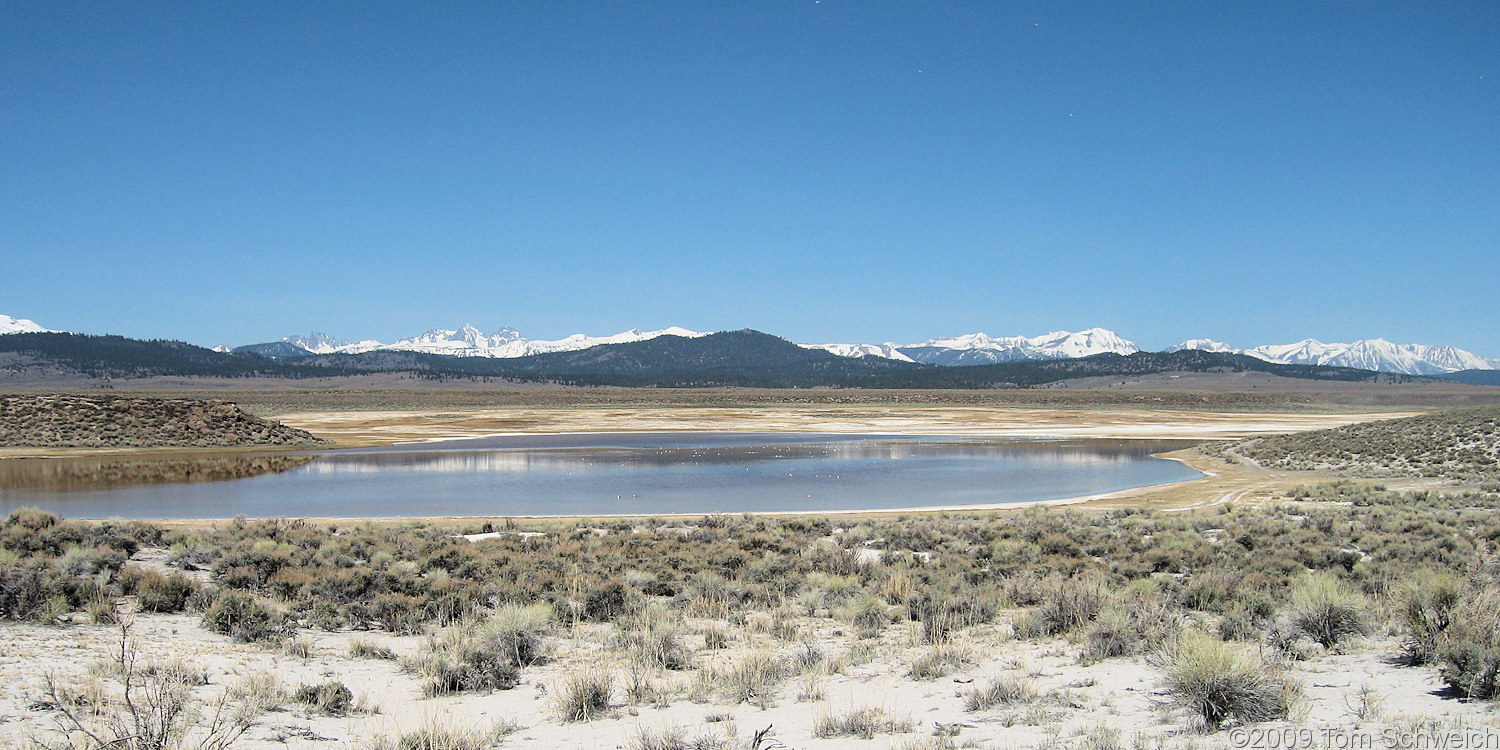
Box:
left=3, top=2, right=1496, bottom=353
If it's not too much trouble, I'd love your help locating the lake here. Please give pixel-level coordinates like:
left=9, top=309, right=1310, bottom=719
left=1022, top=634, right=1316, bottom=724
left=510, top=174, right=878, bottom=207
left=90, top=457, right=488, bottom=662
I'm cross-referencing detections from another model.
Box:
left=0, top=433, right=1202, bottom=519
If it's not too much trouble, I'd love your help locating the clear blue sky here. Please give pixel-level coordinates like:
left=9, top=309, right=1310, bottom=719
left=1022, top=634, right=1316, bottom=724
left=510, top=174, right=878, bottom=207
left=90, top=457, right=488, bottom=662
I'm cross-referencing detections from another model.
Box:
left=3, top=2, right=1496, bottom=353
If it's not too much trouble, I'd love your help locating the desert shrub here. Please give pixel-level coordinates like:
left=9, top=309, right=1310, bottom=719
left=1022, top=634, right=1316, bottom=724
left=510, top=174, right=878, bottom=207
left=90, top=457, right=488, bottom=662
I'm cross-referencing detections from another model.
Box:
left=37, top=623, right=265, bottom=750
left=56, top=544, right=128, bottom=577
left=293, top=681, right=353, bottom=714
left=1016, top=575, right=1104, bottom=638
left=4, top=507, right=59, bottom=532
left=120, top=567, right=197, bottom=613
left=1286, top=572, right=1367, bottom=648
left=1083, top=591, right=1182, bottom=662
left=813, top=706, right=914, bottom=738
left=419, top=651, right=519, bottom=696
left=408, top=604, right=551, bottom=696
left=202, top=590, right=285, bottom=642
left=1161, top=632, right=1299, bottom=730
left=1398, top=569, right=1462, bottom=665
left=371, top=593, right=426, bottom=635
left=1217, top=594, right=1276, bottom=642
left=1182, top=567, right=1242, bottom=612
left=307, top=600, right=346, bottom=631
left=554, top=669, right=612, bottom=722
left=1437, top=579, right=1500, bottom=698
left=583, top=580, right=632, bottom=622
left=0, top=560, right=75, bottom=621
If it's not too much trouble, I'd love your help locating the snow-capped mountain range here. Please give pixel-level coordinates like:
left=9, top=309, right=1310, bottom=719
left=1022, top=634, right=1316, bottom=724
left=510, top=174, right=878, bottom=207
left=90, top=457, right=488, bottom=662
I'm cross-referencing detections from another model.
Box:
left=3, top=311, right=1496, bottom=375
left=821, top=328, right=1142, bottom=366
left=1168, top=338, right=1499, bottom=376
left=269, top=325, right=708, bottom=359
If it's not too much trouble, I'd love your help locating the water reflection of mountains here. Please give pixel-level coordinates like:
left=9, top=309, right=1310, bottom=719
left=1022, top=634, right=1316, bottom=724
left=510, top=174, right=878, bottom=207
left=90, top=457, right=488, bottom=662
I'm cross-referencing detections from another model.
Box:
left=305, top=439, right=1194, bottom=475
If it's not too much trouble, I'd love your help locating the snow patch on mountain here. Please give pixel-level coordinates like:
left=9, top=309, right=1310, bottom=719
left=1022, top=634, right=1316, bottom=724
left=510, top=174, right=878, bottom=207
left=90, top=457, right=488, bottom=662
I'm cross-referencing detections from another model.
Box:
left=0, top=314, right=52, bottom=335
left=801, top=343, right=915, bottom=362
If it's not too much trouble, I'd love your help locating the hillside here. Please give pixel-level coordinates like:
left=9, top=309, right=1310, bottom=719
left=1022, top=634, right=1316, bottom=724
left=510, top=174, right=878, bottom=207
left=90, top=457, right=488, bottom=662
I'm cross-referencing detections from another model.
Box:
left=1227, top=405, right=1500, bottom=481
left=0, top=394, right=326, bottom=448
left=857, top=349, right=1386, bottom=389
left=1439, top=370, right=1500, bottom=386
left=0, top=333, right=350, bottom=380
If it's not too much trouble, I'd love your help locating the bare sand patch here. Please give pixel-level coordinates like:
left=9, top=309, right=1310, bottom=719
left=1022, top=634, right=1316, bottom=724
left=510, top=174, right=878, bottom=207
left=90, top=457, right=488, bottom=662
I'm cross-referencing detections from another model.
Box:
left=3, top=609, right=1489, bottom=750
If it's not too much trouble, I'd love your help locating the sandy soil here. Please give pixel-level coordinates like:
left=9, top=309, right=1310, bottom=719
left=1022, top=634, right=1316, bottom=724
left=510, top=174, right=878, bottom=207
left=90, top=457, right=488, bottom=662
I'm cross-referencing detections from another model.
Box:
left=271, top=406, right=1409, bottom=448
left=4, top=590, right=1493, bottom=750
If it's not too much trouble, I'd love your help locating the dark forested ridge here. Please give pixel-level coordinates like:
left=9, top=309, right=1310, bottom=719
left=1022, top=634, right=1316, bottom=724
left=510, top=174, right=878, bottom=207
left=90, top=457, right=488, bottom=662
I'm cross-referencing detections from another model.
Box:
left=1438, top=370, right=1500, bottom=386
left=0, top=330, right=1397, bottom=388
left=0, top=333, right=343, bottom=379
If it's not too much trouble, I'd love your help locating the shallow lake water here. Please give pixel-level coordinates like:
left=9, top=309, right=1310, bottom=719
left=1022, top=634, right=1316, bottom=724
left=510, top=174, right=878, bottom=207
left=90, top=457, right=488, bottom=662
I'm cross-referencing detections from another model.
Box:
left=0, top=433, right=1202, bottom=519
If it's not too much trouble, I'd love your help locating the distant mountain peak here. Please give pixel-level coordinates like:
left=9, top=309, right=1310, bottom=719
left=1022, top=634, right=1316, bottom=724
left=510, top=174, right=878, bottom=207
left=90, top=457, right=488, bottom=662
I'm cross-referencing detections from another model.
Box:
left=0, top=314, right=53, bottom=335
left=1168, top=339, right=1237, bottom=353
left=282, top=331, right=382, bottom=355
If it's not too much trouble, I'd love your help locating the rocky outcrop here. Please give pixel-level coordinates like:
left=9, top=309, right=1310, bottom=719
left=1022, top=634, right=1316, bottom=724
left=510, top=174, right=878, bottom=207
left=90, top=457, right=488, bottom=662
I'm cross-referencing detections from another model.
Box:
left=0, top=394, right=327, bottom=448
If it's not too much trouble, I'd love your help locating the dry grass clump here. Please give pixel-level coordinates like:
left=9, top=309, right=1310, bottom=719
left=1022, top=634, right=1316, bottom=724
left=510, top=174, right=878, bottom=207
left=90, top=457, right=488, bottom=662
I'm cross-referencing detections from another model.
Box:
left=626, top=724, right=738, bottom=750
left=908, top=644, right=974, bottom=680
left=813, top=705, right=915, bottom=738
left=835, top=592, right=898, bottom=638
left=702, top=650, right=785, bottom=708
left=1284, top=572, right=1368, bottom=649
left=554, top=668, right=613, bottom=722
left=1160, top=632, right=1299, bottom=730
left=962, top=677, right=1037, bottom=712
left=617, top=608, right=693, bottom=671
left=347, top=637, right=398, bottom=660
left=366, top=716, right=518, bottom=750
